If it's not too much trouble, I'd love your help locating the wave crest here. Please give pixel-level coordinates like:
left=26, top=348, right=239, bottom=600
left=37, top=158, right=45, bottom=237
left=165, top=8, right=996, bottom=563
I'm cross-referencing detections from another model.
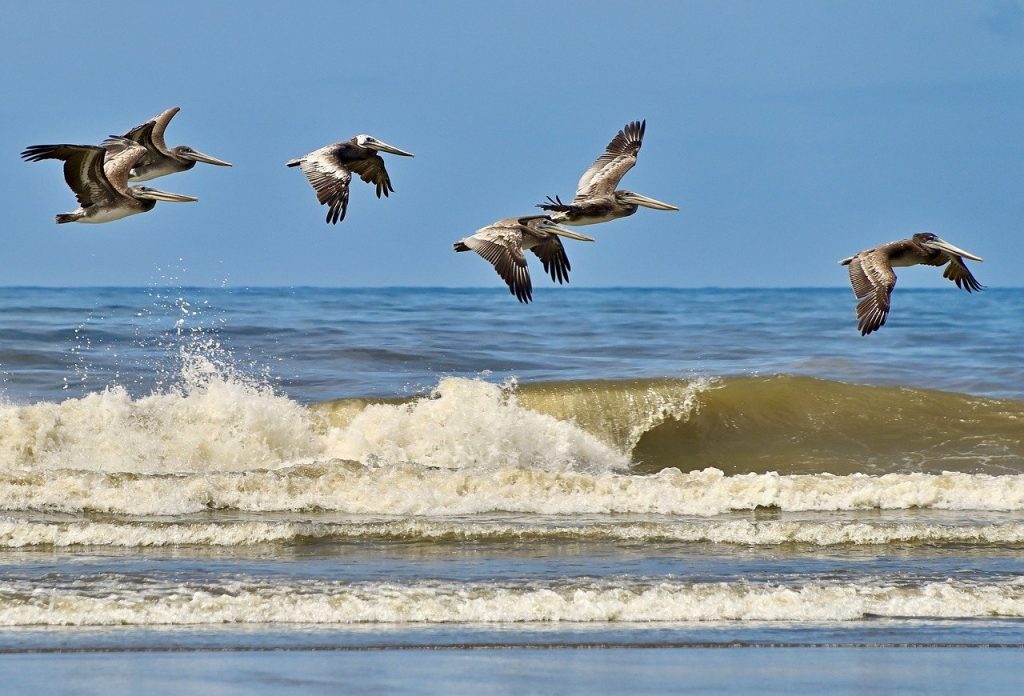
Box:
left=0, top=375, right=627, bottom=475
left=320, top=377, right=628, bottom=472
left=0, top=358, right=317, bottom=472
left=3, top=577, right=1023, bottom=626
left=2, top=372, right=1022, bottom=489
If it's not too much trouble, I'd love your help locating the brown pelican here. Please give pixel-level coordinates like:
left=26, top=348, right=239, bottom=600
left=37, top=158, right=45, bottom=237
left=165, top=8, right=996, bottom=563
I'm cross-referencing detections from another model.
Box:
left=538, top=120, right=678, bottom=226
left=286, top=135, right=414, bottom=224
left=20, top=137, right=198, bottom=223
left=839, top=232, right=983, bottom=335
left=102, top=106, right=232, bottom=181
left=453, top=215, right=594, bottom=303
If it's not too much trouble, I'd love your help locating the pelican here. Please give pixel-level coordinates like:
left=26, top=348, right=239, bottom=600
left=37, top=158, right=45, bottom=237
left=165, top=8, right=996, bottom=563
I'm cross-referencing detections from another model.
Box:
left=453, top=215, right=594, bottom=303
left=21, top=137, right=198, bottom=224
left=102, top=106, right=232, bottom=181
left=839, top=232, right=983, bottom=335
left=286, top=135, right=414, bottom=224
left=538, top=120, right=678, bottom=226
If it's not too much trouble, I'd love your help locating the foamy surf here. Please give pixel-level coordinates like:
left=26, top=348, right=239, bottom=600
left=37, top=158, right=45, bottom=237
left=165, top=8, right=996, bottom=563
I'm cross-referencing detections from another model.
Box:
left=1, top=466, right=1023, bottom=516
left=0, top=358, right=318, bottom=473
left=4, top=370, right=1022, bottom=478
left=3, top=515, right=1024, bottom=547
left=2, top=287, right=1024, bottom=658
left=0, top=375, right=629, bottom=474
left=318, top=377, right=628, bottom=471
left=2, top=577, right=1023, bottom=627
left=2, top=371, right=1023, bottom=518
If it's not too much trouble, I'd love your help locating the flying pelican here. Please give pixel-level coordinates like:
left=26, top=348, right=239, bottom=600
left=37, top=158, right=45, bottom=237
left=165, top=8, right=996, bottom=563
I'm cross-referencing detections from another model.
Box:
left=102, top=106, right=232, bottom=181
left=537, top=120, right=678, bottom=226
left=453, top=215, right=594, bottom=303
left=286, top=135, right=414, bottom=224
left=839, top=232, right=983, bottom=335
left=20, top=137, right=198, bottom=223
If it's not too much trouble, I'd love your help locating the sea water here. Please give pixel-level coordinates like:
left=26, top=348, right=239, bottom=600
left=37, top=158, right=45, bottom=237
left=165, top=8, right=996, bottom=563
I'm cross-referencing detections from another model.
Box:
left=0, top=287, right=1022, bottom=685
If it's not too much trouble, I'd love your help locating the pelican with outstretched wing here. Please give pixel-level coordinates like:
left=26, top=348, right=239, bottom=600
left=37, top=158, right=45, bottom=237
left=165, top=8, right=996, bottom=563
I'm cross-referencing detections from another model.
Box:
left=453, top=215, right=594, bottom=303
left=287, top=134, right=414, bottom=224
left=840, top=232, right=983, bottom=335
left=538, top=120, right=677, bottom=226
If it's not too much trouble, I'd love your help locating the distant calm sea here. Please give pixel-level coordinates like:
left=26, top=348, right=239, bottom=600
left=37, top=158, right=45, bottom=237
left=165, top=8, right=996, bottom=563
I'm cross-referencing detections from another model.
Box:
left=1, top=287, right=1023, bottom=652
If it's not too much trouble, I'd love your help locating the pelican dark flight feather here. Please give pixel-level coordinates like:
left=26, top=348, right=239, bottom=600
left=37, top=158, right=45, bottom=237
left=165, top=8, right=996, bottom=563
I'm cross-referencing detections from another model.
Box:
left=839, top=232, right=983, bottom=335
left=538, top=120, right=678, bottom=226
left=102, top=106, right=232, bottom=181
left=453, top=215, right=594, bottom=303
left=21, top=138, right=198, bottom=224
left=286, top=134, right=414, bottom=224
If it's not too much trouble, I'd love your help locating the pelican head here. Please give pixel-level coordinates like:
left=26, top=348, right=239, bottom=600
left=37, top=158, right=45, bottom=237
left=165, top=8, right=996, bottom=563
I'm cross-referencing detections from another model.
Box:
left=131, top=186, right=199, bottom=203
left=354, top=134, right=415, bottom=157
left=616, top=190, right=679, bottom=211
left=914, top=232, right=983, bottom=262
left=171, top=145, right=232, bottom=167
left=536, top=218, right=595, bottom=242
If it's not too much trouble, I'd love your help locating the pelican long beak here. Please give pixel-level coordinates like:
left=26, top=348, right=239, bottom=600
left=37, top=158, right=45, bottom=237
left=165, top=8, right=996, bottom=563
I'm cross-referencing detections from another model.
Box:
left=620, top=192, right=679, bottom=211
left=370, top=140, right=415, bottom=157
left=132, top=187, right=199, bottom=203
left=182, top=148, right=233, bottom=167
left=923, top=237, right=983, bottom=262
left=542, top=221, right=595, bottom=242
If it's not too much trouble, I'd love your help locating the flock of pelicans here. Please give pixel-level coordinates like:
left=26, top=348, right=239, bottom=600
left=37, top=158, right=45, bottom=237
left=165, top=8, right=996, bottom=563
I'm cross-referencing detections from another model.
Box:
left=20, top=108, right=984, bottom=335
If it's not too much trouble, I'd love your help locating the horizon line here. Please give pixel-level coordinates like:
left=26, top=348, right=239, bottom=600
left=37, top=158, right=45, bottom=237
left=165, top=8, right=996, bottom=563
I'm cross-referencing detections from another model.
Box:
left=0, top=284, right=1019, bottom=291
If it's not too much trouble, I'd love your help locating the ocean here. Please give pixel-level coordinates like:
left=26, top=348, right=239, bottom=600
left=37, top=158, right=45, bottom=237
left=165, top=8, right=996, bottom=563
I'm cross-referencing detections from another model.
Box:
left=1, top=286, right=1022, bottom=689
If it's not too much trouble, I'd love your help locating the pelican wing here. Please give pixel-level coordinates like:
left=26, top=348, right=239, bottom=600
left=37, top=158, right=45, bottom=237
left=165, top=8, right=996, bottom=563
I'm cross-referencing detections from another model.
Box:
left=102, top=109, right=176, bottom=158
left=102, top=124, right=155, bottom=158
left=529, top=236, right=571, bottom=285
left=460, top=225, right=532, bottom=303
left=102, top=143, right=147, bottom=197
left=110, top=107, right=179, bottom=155
left=347, top=155, right=394, bottom=198
left=145, top=106, right=181, bottom=153
left=293, top=149, right=353, bottom=224
left=942, top=257, right=983, bottom=292
left=847, top=249, right=896, bottom=335
left=21, top=144, right=121, bottom=209
left=574, top=120, right=646, bottom=200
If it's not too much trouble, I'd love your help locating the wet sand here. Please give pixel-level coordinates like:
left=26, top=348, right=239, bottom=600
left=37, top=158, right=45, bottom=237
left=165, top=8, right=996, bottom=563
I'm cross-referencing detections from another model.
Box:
left=3, top=646, right=1023, bottom=695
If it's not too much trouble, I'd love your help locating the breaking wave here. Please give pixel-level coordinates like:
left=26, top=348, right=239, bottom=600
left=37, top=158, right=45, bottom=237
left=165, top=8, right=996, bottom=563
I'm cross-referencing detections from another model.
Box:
left=3, top=515, right=1024, bottom=547
left=3, top=576, right=1023, bottom=626
left=1, top=367, right=1022, bottom=518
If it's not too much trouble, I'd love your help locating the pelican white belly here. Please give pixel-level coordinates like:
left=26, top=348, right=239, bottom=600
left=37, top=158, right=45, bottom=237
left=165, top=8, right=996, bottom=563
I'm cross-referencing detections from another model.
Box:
left=77, top=206, right=142, bottom=223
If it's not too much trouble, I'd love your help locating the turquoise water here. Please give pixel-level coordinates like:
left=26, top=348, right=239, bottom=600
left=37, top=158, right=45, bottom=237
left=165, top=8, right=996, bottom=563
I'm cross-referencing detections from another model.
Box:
left=0, top=287, right=1022, bottom=667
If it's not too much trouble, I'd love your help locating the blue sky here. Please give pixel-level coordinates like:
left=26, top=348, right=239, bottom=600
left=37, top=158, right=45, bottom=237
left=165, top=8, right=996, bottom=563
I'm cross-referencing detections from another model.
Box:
left=2, top=0, right=1021, bottom=287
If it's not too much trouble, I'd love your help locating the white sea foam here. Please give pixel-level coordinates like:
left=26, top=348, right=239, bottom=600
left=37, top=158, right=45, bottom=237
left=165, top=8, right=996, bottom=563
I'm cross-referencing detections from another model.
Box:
left=319, top=378, right=627, bottom=471
left=2, top=517, right=1024, bottom=547
left=2, top=577, right=1022, bottom=626
left=1, top=465, right=1023, bottom=516
left=0, top=358, right=319, bottom=473
left=0, top=375, right=626, bottom=475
